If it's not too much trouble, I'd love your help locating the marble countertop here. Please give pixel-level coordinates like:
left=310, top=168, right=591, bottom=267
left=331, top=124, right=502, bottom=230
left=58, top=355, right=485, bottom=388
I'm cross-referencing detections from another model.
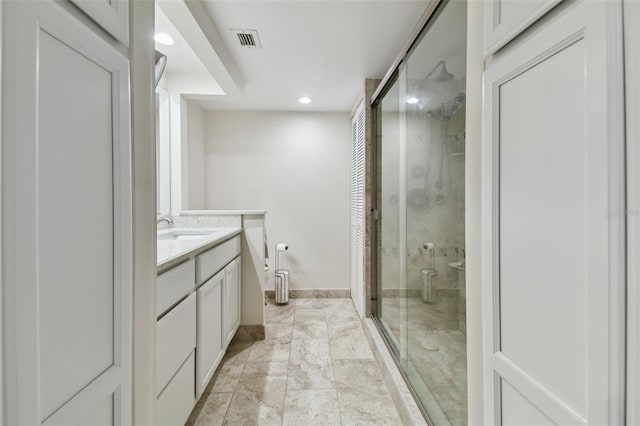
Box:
left=157, top=227, right=242, bottom=273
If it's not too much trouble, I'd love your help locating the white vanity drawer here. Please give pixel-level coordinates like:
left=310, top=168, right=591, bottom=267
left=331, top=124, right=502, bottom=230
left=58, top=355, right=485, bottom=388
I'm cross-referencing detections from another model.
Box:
left=156, top=292, right=196, bottom=396
left=156, top=351, right=195, bottom=426
left=157, top=258, right=195, bottom=316
left=196, top=235, right=241, bottom=284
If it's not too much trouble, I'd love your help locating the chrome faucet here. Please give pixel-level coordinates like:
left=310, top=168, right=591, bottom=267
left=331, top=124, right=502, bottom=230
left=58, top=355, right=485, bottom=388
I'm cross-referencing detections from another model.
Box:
left=157, top=216, right=174, bottom=226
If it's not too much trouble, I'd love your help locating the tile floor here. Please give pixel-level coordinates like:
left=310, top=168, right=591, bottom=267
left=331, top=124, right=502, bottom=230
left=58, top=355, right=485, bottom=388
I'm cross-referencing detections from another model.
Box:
left=186, top=298, right=404, bottom=426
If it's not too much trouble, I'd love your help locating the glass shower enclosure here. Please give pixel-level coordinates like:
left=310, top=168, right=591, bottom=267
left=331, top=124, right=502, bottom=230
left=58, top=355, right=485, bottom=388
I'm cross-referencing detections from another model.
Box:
left=373, top=1, right=467, bottom=424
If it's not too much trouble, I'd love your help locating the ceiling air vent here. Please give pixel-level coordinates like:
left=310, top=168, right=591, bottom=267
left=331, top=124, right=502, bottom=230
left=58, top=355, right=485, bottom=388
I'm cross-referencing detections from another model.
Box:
left=230, top=29, right=262, bottom=49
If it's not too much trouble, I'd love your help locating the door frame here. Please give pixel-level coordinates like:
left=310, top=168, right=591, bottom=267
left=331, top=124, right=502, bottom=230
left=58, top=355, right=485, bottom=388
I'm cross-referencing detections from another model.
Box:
left=625, top=0, right=640, bottom=423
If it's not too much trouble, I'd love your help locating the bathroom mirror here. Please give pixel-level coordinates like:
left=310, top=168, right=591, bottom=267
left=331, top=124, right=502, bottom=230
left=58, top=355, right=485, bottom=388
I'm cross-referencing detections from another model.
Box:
left=156, top=85, right=171, bottom=216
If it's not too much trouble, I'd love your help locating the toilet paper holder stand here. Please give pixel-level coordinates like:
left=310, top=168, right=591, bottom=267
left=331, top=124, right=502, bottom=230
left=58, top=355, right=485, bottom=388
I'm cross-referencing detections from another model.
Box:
left=275, top=243, right=290, bottom=305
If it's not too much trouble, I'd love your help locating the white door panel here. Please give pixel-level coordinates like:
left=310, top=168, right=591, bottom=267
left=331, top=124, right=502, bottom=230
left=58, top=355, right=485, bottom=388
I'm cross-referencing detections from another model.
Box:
left=70, top=0, right=128, bottom=46
left=37, top=28, right=115, bottom=419
left=501, top=379, right=554, bottom=426
left=482, top=1, right=625, bottom=424
left=2, top=1, right=132, bottom=424
left=483, top=0, right=562, bottom=55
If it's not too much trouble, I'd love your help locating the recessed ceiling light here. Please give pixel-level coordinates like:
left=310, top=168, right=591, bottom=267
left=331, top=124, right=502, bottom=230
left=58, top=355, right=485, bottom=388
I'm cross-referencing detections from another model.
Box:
left=155, top=32, right=174, bottom=46
left=406, top=97, right=420, bottom=104
left=298, top=96, right=312, bottom=104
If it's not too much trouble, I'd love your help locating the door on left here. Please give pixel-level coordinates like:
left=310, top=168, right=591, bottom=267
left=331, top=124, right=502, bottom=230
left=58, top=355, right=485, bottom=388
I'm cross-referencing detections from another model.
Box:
left=2, top=1, right=132, bottom=425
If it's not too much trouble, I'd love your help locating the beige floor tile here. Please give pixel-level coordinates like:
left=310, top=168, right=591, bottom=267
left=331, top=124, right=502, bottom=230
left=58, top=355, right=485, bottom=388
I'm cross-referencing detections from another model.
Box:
left=186, top=392, right=233, bottom=426
left=289, top=338, right=332, bottom=366
left=337, top=388, right=403, bottom=426
left=292, top=298, right=325, bottom=309
left=265, top=302, right=295, bottom=324
left=294, top=308, right=326, bottom=322
left=187, top=299, right=405, bottom=426
left=236, top=361, right=288, bottom=393
left=327, top=321, right=374, bottom=360
left=288, top=339, right=334, bottom=390
left=329, top=336, right=373, bottom=360
left=326, top=320, right=364, bottom=339
left=323, top=299, right=360, bottom=323
left=247, top=339, right=291, bottom=362
left=222, top=388, right=285, bottom=426
left=292, top=319, right=328, bottom=339
left=223, top=340, right=253, bottom=366
left=287, top=361, right=335, bottom=390
left=332, top=359, right=385, bottom=391
left=264, top=322, right=294, bottom=340
left=208, top=363, right=244, bottom=393
left=282, top=389, right=341, bottom=425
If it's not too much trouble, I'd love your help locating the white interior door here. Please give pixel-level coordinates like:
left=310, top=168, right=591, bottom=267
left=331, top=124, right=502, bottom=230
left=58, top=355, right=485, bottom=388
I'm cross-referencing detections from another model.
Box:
left=481, top=1, right=625, bottom=424
left=2, top=1, right=132, bottom=424
left=351, top=101, right=365, bottom=318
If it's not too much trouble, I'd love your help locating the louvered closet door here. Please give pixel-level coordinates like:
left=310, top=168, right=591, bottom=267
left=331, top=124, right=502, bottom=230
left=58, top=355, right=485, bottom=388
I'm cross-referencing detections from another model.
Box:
left=351, top=102, right=365, bottom=318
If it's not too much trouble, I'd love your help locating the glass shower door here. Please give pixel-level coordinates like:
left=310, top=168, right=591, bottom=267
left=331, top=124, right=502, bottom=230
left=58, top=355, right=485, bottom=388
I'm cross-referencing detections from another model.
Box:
left=375, top=78, right=406, bottom=357
left=374, top=1, right=468, bottom=424
left=404, top=1, right=467, bottom=422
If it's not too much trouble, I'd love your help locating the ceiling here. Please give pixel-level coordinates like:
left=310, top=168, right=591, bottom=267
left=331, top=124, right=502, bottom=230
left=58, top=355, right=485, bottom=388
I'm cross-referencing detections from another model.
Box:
left=155, top=5, right=208, bottom=75
left=190, top=0, right=429, bottom=112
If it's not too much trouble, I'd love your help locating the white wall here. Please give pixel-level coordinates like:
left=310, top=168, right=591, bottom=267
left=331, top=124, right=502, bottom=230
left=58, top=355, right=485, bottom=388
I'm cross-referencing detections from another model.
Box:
left=203, top=110, right=351, bottom=290
left=182, top=99, right=205, bottom=209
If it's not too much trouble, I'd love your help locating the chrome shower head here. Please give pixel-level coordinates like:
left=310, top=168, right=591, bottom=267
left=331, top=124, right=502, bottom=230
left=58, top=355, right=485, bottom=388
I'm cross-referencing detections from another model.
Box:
left=434, top=63, right=454, bottom=82
left=424, top=60, right=454, bottom=83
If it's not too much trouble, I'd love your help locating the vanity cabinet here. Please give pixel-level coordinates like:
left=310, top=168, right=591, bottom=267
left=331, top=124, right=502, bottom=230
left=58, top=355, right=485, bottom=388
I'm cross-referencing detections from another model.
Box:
left=195, top=256, right=241, bottom=398
left=155, top=234, right=242, bottom=417
left=194, top=236, right=241, bottom=398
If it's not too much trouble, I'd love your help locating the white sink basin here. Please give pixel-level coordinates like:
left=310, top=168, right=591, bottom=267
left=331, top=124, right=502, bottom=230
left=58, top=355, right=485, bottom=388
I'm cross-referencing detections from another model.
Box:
left=157, top=228, right=219, bottom=241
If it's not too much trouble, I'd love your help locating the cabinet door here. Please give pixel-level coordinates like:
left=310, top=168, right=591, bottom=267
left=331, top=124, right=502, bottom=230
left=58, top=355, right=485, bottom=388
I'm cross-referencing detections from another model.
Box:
left=156, top=293, right=196, bottom=396
left=224, top=257, right=242, bottom=348
left=196, top=270, right=225, bottom=399
left=483, top=0, right=562, bottom=55
left=156, top=352, right=196, bottom=426
left=2, top=1, right=132, bottom=425
left=70, top=0, right=129, bottom=46
left=482, top=1, right=625, bottom=425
